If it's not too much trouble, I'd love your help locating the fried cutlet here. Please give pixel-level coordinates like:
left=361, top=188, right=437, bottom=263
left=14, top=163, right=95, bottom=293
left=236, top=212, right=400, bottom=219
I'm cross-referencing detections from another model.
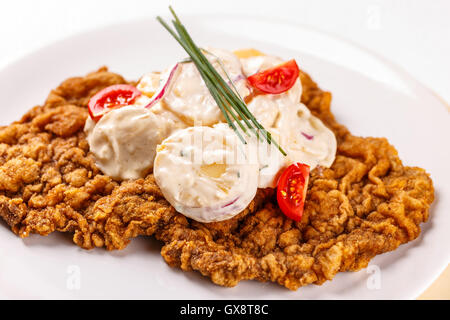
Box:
left=0, top=67, right=434, bottom=290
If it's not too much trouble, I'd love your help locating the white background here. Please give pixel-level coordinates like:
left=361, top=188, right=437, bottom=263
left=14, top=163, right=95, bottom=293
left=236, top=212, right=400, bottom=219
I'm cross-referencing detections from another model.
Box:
left=0, top=0, right=449, bottom=103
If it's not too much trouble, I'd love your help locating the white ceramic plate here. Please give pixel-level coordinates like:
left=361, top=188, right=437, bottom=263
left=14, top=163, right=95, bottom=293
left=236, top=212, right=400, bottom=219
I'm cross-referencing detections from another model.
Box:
left=0, top=14, right=448, bottom=300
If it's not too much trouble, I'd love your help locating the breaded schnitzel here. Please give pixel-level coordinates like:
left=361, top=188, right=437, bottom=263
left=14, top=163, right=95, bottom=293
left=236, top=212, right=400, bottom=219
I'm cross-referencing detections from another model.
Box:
left=0, top=67, right=434, bottom=289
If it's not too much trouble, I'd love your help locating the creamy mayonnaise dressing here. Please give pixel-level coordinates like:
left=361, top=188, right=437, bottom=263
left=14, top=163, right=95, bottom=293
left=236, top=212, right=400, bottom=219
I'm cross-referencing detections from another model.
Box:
left=85, top=48, right=337, bottom=222
left=162, top=48, right=249, bottom=126
left=85, top=104, right=176, bottom=180
left=246, top=79, right=302, bottom=128
left=154, top=125, right=259, bottom=222
left=273, top=103, right=337, bottom=169
left=240, top=54, right=302, bottom=128
left=137, top=72, right=161, bottom=98
left=239, top=54, right=336, bottom=175
left=213, top=122, right=285, bottom=189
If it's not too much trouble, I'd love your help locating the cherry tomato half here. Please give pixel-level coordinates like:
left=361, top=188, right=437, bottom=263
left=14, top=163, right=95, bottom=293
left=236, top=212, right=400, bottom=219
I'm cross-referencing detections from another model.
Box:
left=276, top=163, right=310, bottom=221
left=247, top=59, right=300, bottom=94
left=88, top=84, right=142, bottom=121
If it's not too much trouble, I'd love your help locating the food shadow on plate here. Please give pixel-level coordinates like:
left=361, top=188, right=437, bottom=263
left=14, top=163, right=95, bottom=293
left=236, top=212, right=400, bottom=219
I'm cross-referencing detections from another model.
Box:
left=17, top=228, right=164, bottom=258
left=21, top=231, right=74, bottom=248
left=157, top=259, right=295, bottom=298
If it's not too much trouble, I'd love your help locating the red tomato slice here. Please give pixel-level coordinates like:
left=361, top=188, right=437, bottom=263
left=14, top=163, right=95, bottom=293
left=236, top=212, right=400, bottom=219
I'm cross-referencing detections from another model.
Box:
left=276, top=163, right=310, bottom=221
left=88, top=84, right=142, bottom=121
left=247, top=59, right=300, bottom=94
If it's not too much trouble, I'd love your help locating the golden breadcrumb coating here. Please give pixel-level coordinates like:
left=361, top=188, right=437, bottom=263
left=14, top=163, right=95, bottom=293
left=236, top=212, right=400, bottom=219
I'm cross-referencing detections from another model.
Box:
left=0, top=67, right=434, bottom=290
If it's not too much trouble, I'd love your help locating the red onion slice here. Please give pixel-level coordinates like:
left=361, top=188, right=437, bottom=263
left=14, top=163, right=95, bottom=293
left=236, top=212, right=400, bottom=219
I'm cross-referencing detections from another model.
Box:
left=301, top=132, right=314, bottom=140
left=144, top=63, right=180, bottom=109
left=221, top=196, right=240, bottom=208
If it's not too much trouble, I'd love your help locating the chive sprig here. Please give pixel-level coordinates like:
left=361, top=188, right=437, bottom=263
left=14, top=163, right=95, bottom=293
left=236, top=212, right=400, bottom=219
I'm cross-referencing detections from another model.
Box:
left=157, top=7, right=286, bottom=156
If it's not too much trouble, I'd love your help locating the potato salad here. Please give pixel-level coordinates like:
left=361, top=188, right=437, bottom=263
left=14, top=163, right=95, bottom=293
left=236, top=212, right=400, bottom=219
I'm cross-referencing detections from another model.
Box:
left=85, top=48, right=336, bottom=223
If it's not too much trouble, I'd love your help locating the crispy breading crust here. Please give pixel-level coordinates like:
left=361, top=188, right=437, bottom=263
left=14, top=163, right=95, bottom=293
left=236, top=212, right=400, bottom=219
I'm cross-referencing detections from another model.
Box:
left=0, top=67, right=434, bottom=290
